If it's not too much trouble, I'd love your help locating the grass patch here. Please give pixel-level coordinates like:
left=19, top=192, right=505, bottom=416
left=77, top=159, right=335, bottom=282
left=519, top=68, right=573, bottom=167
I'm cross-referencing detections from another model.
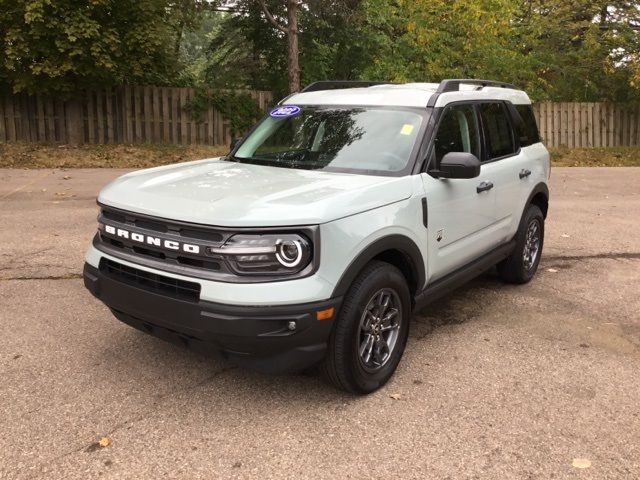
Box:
left=549, top=146, right=640, bottom=167
left=1, top=142, right=639, bottom=169
left=0, top=142, right=229, bottom=169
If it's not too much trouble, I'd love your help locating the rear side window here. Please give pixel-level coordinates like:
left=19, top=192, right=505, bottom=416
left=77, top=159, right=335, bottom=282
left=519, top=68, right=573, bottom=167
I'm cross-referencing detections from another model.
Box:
left=432, top=104, right=480, bottom=164
left=514, top=105, right=540, bottom=146
left=479, top=103, right=516, bottom=160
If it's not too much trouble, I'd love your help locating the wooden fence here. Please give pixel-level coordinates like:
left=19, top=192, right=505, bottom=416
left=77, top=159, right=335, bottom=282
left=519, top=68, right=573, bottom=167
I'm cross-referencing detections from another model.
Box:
left=0, top=89, right=638, bottom=148
left=532, top=102, right=640, bottom=148
left=0, top=86, right=273, bottom=146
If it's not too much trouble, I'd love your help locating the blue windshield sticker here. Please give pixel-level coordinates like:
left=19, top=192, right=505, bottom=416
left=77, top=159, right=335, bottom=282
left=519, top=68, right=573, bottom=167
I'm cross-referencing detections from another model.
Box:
left=270, top=105, right=301, bottom=118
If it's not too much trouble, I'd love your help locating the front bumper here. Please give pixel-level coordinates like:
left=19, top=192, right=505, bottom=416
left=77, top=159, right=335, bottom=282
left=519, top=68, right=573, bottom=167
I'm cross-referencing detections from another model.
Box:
left=83, top=262, right=341, bottom=374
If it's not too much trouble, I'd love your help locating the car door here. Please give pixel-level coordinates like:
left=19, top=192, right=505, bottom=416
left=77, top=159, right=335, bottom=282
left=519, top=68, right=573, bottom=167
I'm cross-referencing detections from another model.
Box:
left=421, top=103, right=498, bottom=283
left=477, top=102, right=532, bottom=243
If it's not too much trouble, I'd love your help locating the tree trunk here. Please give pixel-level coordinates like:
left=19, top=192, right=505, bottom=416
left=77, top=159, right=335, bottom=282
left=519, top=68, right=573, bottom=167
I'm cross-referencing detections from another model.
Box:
left=287, top=0, right=300, bottom=93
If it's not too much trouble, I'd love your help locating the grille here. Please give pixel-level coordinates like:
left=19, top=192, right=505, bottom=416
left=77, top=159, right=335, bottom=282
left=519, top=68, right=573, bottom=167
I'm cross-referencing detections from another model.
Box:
left=96, top=206, right=228, bottom=275
left=100, top=258, right=201, bottom=302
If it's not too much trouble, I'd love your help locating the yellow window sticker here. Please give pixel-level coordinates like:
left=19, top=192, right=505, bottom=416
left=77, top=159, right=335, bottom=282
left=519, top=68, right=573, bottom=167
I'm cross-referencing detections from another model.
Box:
left=400, top=124, right=415, bottom=135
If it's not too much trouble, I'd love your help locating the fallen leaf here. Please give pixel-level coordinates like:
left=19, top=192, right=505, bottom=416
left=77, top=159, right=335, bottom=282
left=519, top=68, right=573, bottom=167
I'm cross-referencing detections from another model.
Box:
left=98, top=437, right=111, bottom=448
left=572, top=458, right=591, bottom=469
left=390, top=393, right=402, bottom=400
left=547, top=268, right=558, bottom=273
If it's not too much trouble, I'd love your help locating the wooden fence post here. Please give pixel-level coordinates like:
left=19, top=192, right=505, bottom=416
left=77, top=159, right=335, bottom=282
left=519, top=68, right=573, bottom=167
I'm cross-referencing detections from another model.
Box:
left=65, top=97, right=82, bottom=145
left=0, top=97, right=5, bottom=142
left=1, top=91, right=637, bottom=148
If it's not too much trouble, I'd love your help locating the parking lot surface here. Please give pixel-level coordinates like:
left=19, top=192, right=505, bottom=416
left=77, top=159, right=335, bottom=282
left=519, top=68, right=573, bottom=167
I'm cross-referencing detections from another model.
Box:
left=1, top=167, right=639, bottom=479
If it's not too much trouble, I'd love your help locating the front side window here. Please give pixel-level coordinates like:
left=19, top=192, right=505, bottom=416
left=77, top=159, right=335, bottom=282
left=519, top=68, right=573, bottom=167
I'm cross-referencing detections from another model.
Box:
left=480, top=103, right=516, bottom=159
left=432, top=104, right=480, bottom=164
left=231, top=106, right=424, bottom=174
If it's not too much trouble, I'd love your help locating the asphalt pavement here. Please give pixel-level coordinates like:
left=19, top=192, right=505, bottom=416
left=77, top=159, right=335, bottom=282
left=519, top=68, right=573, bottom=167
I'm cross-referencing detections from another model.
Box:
left=0, top=167, right=639, bottom=479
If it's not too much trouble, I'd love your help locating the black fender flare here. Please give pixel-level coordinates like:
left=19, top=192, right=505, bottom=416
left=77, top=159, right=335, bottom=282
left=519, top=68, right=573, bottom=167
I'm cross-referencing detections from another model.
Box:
left=524, top=182, right=549, bottom=219
left=331, top=234, right=426, bottom=298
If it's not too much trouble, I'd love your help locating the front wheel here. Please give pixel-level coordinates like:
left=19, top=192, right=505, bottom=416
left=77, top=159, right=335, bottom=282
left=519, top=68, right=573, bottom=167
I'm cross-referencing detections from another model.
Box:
left=322, top=261, right=411, bottom=394
left=498, top=204, right=544, bottom=284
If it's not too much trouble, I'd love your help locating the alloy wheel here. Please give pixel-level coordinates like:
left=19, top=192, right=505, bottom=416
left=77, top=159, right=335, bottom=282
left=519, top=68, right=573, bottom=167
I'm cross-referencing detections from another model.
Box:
left=357, top=288, right=402, bottom=372
left=523, top=219, right=541, bottom=271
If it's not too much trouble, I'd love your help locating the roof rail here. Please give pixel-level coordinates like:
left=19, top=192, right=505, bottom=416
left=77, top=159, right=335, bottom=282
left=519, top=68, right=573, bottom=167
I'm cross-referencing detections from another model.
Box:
left=436, top=79, right=517, bottom=93
left=301, top=80, right=391, bottom=93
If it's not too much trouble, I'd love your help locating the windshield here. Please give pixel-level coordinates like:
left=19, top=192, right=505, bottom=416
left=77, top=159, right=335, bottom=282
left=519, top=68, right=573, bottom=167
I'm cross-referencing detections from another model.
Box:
left=230, top=106, right=424, bottom=174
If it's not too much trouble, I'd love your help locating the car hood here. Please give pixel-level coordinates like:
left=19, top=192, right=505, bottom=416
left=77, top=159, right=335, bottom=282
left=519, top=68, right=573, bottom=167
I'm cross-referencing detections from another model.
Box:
left=98, top=158, right=414, bottom=227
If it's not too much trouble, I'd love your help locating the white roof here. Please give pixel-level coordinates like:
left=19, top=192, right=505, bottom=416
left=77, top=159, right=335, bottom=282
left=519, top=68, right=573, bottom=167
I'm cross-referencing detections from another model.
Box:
left=285, top=82, right=531, bottom=108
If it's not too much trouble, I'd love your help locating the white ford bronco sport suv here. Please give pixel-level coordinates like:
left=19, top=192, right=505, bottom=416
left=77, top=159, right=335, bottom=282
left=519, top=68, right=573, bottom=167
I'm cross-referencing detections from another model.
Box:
left=84, top=79, right=549, bottom=393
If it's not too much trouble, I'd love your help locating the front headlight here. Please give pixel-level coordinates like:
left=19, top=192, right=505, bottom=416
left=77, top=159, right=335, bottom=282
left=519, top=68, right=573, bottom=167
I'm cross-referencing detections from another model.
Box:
left=207, top=233, right=312, bottom=275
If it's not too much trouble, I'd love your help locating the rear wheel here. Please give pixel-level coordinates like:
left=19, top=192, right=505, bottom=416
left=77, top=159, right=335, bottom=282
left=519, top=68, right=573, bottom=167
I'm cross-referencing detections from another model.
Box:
left=498, top=204, right=544, bottom=284
left=322, top=261, right=410, bottom=394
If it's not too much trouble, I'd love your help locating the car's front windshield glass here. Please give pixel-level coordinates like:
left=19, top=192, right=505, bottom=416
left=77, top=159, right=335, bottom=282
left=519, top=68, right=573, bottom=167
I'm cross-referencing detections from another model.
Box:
left=230, top=106, right=424, bottom=174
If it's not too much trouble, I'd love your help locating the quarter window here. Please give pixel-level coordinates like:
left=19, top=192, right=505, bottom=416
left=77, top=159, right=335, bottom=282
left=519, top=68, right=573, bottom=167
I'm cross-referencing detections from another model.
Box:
left=514, top=104, right=541, bottom=147
left=479, top=103, right=516, bottom=160
left=432, top=104, right=480, bottom=164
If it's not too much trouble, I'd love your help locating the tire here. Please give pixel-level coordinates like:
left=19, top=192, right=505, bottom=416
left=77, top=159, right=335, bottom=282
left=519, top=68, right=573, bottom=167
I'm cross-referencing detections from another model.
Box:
left=498, top=204, right=544, bottom=284
left=321, top=261, right=411, bottom=394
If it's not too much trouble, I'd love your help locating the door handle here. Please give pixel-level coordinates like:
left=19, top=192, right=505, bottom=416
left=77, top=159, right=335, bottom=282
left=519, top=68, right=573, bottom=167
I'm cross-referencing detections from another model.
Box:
left=519, top=169, right=532, bottom=179
left=476, top=181, right=494, bottom=194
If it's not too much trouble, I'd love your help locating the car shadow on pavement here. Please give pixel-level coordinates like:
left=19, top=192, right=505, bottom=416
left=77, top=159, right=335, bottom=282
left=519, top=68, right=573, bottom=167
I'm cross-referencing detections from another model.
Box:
left=410, top=270, right=504, bottom=340
left=94, top=270, right=506, bottom=400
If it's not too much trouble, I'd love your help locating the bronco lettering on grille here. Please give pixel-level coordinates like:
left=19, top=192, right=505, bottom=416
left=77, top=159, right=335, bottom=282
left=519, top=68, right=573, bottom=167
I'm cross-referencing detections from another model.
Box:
left=103, top=224, right=201, bottom=254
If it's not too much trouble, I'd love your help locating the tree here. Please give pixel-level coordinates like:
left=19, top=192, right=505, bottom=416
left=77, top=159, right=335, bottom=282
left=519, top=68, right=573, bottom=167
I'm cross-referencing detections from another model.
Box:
left=298, top=0, right=369, bottom=85
left=203, top=2, right=288, bottom=92
left=168, top=0, right=216, bottom=56
left=357, top=0, right=531, bottom=85
left=352, top=0, right=640, bottom=102
left=203, top=0, right=363, bottom=95
left=0, top=0, right=184, bottom=94
left=514, top=0, right=640, bottom=101
left=256, top=0, right=302, bottom=93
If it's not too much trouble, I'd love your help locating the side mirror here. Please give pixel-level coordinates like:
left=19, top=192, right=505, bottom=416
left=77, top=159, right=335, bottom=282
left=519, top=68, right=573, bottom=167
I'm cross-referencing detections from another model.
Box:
left=230, top=138, right=241, bottom=151
left=435, top=152, right=481, bottom=179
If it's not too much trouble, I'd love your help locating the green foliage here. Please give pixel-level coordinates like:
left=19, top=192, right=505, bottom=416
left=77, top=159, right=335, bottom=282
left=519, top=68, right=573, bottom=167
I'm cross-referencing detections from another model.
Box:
left=354, top=0, right=640, bottom=102
left=0, top=0, right=181, bottom=94
left=184, top=89, right=264, bottom=136
left=512, top=0, right=640, bottom=102
left=356, top=0, right=525, bottom=82
left=203, top=1, right=289, bottom=95
left=202, top=1, right=366, bottom=97
left=206, top=0, right=640, bottom=102
left=298, top=1, right=376, bottom=86
left=1, top=0, right=639, bottom=103
left=176, top=10, right=224, bottom=86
